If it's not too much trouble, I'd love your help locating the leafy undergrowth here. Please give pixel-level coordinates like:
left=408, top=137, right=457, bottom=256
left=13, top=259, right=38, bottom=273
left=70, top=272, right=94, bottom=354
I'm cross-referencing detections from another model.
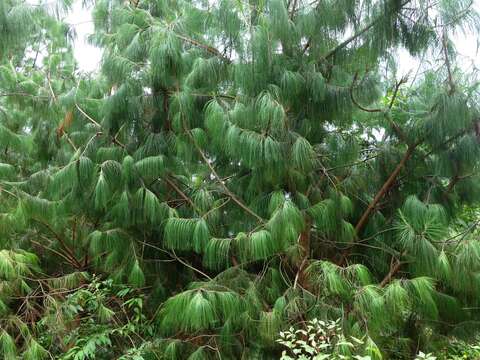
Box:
left=276, top=319, right=480, bottom=360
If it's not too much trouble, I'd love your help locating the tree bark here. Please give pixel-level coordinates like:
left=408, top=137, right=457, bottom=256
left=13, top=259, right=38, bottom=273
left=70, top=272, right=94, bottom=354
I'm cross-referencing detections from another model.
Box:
left=379, top=254, right=404, bottom=287
left=294, top=219, right=311, bottom=290
left=355, top=144, right=417, bottom=234
left=339, top=144, right=418, bottom=265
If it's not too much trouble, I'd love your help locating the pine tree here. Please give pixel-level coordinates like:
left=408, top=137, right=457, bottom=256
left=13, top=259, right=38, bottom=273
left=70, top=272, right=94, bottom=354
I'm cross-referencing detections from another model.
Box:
left=2, top=0, right=480, bottom=358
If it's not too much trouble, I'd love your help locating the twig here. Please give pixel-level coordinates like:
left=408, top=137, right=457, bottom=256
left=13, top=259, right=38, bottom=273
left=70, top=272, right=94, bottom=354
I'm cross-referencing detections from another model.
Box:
left=175, top=34, right=231, bottom=63
left=162, top=176, right=201, bottom=214
left=138, top=240, right=212, bottom=280
left=389, top=75, right=409, bottom=109
left=324, top=0, right=412, bottom=59
left=63, top=131, right=78, bottom=151
left=75, top=103, right=102, bottom=128
left=0, top=186, right=18, bottom=198
left=350, top=72, right=383, bottom=113
left=31, top=218, right=82, bottom=269
left=46, top=71, right=57, bottom=103
left=380, top=252, right=406, bottom=287
left=442, top=31, right=455, bottom=94
left=202, top=198, right=230, bottom=219
left=31, top=239, right=78, bottom=267
left=171, top=249, right=212, bottom=280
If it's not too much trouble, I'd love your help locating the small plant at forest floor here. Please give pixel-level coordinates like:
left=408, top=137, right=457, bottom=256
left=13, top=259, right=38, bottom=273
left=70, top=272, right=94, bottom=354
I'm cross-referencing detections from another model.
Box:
left=277, top=320, right=447, bottom=360
left=276, top=319, right=379, bottom=360
left=415, top=351, right=437, bottom=360
left=36, top=276, right=153, bottom=360
left=435, top=337, right=480, bottom=359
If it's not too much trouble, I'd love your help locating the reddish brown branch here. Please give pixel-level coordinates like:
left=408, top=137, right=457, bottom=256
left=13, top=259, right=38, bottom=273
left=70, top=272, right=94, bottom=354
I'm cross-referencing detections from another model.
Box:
left=350, top=72, right=383, bottom=113
left=293, top=219, right=311, bottom=290
left=442, top=32, right=455, bottom=94
left=32, top=218, right=82, bottom=269
left=324, top=0, right=412, bottom=59
left=163, top=176, right=201, bottom=214
left=175, top=34, right=231, bottom=63
left=379, top=254, right=404, bottom=287
left=354, top=144, right=418, bottom=235
left=446, top=175, right=460, bottom=194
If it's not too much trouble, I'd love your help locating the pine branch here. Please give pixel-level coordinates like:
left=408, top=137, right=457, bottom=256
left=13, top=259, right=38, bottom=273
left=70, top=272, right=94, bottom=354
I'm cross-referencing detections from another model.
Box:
left=0, top=186, right=18, bottom=199
left=352, top=71, right=409, bottom=137
left=129, top=0, right=140, bottom=8
left=350, top=72, right=409, bottom=142
left=202, top=198, right=230, bottom=219
left=46, top=71, right=57, bottom=102
left=62, top=130, right=78, bottom=151
left=323, top=0, right=412, bottom=59
left=186, top=128, right=265, bottom=223
left=79, top=132, right=103, bottom=157
left=389, top=76, right=409, bottom=110
left=379, top=252, right=405, bottom=287
left=354, top=143, right=418, bottom=234
left=293, top=219, right=311, bottom=290
left=324, top=22, right=377, bottom=59
left=384, top=115, right=408, bottom=145
left=422, top=128, right=469, bottom=160
left=445, top=175, right=460, bottom=194
left=75, top=105, right=125, bottom=150
left=31, top=218, right=82, bottom=269
left=75, top=103, right=102, bottom=128
left=339, top=142, right=420, bottom=265
left=289, top=0, right=299, bottom=19
left=350, top=72, right=383, bottom=113
left=442, top=31, right=455, bottom=94
left=162, top=176, right=201, bottom=214
left=0, top=92, right=49, bottom=99
left=175, top=34, right=231, bottom=64
left=452, top=219, right=480, bottom=249
left=434, top=1, right=474, bottom=28
left=139, top=240, right=212, bottom=280
left=31, top=239, right=80, bottom=268
left=324, top=154, right=378, bottom=172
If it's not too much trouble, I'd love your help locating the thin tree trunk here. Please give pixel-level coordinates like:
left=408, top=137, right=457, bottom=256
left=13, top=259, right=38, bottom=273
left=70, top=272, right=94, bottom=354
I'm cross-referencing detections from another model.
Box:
left=294, top=219, right=311, bottom=290
left=339, top=143, right=418, bottom=264
left=380, top=254, right=404, bottom=287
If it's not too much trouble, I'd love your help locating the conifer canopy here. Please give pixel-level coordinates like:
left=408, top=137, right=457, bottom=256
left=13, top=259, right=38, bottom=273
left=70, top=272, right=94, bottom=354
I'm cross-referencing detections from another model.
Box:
left=1, top=0, right=480, bottom=358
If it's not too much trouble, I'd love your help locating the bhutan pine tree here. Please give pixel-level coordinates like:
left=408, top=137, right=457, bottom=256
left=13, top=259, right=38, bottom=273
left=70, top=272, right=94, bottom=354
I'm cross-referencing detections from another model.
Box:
left=2, top=0, right=480, bottom=358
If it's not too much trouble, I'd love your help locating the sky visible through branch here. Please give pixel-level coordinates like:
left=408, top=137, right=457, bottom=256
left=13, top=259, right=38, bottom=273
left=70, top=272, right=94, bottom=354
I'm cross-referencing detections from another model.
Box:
left=65, top=1, right=102, bottom=72
left=29, top=1, right=480, bottom=75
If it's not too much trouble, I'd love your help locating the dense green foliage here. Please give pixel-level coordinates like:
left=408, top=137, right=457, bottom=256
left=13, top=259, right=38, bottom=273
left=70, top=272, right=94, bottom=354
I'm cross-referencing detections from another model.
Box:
left=2, top=0, right=480, bottom=358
